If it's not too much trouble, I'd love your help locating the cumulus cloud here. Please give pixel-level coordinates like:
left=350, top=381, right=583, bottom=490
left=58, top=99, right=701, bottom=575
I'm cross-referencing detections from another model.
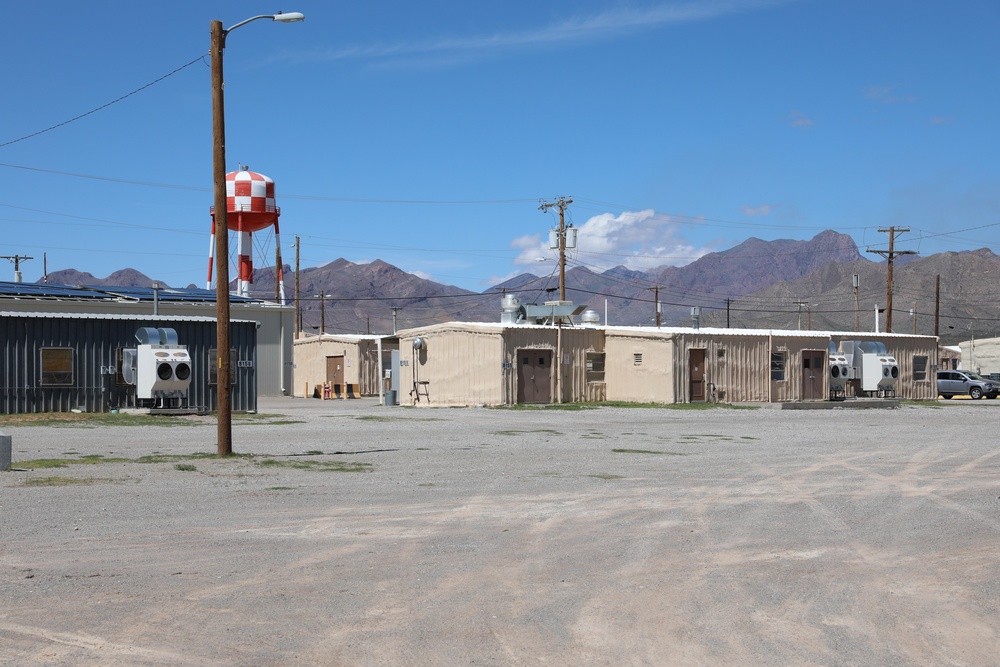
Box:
left=512, top=209, right=711, bottom=273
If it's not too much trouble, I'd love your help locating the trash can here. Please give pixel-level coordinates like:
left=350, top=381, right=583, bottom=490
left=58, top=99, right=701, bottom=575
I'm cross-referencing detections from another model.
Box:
left=384, top=390, right=397, bottom=406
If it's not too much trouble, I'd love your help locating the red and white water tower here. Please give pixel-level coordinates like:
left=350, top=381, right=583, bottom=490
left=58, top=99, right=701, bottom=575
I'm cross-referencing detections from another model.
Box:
left=207, top=167, right=286, bottom=303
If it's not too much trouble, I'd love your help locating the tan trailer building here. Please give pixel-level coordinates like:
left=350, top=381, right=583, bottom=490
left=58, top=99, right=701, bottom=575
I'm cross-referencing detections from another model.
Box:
left=393, top=322, right=605, bottom=406
left=293, top=333, right=397, bottom=398
left=604, top=327, right=939, bottom=403
left=290, top=315, right=939, bottom=406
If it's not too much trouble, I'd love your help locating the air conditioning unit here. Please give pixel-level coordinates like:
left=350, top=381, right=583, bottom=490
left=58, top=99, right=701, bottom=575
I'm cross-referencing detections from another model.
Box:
left=839, top=340, right=898, bottom=397
left=122, top=327, right=192, bottom=401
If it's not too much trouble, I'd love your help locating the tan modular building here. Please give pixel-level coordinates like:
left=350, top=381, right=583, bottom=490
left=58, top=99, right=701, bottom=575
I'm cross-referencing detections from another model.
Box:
left=393, top=322, right=605, bottom=406
left=289, top=312, right=940, bottom=407
left=293, top=333, right=397, bottom=398
left=605, top=327, right=939, bottom=404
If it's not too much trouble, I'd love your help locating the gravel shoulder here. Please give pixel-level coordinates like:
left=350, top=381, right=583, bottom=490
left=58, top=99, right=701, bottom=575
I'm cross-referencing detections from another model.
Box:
left=2, top=398, right=999, bottom=666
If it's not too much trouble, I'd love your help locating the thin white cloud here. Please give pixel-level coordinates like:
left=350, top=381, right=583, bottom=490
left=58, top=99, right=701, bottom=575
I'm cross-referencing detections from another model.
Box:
left=298, top=1, right=799, bottom=66
left=513, top=209, right=712, bottom=273
left=788, top=111, right=813, bottom=127
left=865, top=85, right=919, bottom=105
left=741, top=204, right=773, bottom=217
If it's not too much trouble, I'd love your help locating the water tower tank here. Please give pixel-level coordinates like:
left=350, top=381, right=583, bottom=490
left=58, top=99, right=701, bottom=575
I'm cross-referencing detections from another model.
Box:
left=226, top=168, right=278, bottom=232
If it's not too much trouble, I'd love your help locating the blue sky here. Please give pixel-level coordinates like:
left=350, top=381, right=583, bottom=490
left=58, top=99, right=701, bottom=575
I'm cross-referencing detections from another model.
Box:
left=1, top=0, right=997, bottom=291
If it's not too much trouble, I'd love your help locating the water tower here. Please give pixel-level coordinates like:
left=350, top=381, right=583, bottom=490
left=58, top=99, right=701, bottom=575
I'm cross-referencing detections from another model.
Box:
left=207, top=167, right=286, bottom=303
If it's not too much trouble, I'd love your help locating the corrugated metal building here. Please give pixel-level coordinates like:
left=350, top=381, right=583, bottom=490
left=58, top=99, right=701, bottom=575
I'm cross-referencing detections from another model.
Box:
left=0, top=281, right=293, bottom=396
left=0, top=312, right=258, bottom=414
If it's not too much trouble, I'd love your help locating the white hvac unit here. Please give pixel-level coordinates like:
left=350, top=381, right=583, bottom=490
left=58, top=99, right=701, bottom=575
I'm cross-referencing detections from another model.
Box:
left=840, top=340, right=899, bottom=397
left=122, top=327, right=192, bottom=404
left=828, top=344, right=852, bottom=398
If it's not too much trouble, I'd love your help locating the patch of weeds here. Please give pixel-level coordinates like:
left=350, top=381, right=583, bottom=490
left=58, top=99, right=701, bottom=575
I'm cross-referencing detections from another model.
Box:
left=255, top=458, right=373, bottom=473
left=174, top=464, right=197, bottom=472
left=741, top=436, right=759, bottom=441
left=493, top=429, right=563, bottom=436
left=355, top=415, right=446, bottom=422
left=267, top=486, right=296, bottom=491
left=305, top=450, right=324, bottom=455
left=494, top=403, right=596, bottom=411
left=136, top=453, right=238, bottom=464
left=418, top=483, right=435, bottom=487
left=612, top=448, right=688, bottom=456
left=16, top=454, right=131, bottom=469
left=0, top=412, right=202, bottom=428
left=415, top=447, right=430, bottom=451
left=588, top=473, right=624, bottom=480
left=581, top=431, right=608, bottom=440
left=23, top=476, right=118, bottom=487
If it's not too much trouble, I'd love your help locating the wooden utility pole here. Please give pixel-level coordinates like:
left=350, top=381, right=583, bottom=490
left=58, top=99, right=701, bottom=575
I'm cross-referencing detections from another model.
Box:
left=648, top=286, right=661, bottom=327
left=539, top=197, right=573, bottom=301
left=853, top=273, right=860, bottom=332
left=934, top=274, right=940, bottom=338
left=867, top=227, right=917, bottom=332
left=294, top=235, right=301, bottom=339
left=726, top=298, right=731, bottom=328
left=1, top=255, right=32, bottom=283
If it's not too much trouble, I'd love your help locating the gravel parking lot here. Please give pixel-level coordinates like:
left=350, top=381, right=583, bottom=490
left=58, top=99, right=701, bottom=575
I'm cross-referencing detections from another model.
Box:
left=2, top=398, right=999, bottom=666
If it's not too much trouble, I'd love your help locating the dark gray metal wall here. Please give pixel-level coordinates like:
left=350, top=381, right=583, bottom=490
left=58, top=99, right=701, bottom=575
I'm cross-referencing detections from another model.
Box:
left=0, top=314, right=257, bottom=414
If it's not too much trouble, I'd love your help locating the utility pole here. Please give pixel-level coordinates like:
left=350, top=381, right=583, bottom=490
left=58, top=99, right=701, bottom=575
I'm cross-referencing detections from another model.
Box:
left=648, top=286, right=661, bottom=327
left=852, top=273, right=860, bottom=332
left=1, top=255, right=32, bottom=283
left=294, top=235, right=300, bottom=339
left=539, top=197, right=573, bottom=301
left=934, top=274, right=940, bottom=338
left=867, top=227, right=917, bottom=332
left=794, top=300, right=809, bottom=330
left=726, top=298, right=731, bottom=328
left=391, top=307, right=401, bottom=334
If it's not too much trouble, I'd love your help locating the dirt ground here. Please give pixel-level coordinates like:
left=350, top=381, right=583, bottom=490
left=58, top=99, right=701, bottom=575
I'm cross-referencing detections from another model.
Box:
left=1, top=398, right=999, bottom=666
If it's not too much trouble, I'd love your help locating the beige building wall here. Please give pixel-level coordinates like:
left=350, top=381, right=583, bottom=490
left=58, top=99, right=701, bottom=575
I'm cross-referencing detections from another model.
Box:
left=604, top=330, right=676, bottom=403
left=675, top=332, right=778, bottom=403
left=393, top=323, right=604, bottom=406
left=396, top=324, right=505, bottom=406
left=500, top=326, right=605, bottom=404
left=293, top=334, right=383, bottom=398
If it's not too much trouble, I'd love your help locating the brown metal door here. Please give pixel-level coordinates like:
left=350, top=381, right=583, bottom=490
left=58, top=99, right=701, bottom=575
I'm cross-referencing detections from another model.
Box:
left=517, top=350, right=552, bottom=403
left=689, top=348, right=706, bottom=402
left=801, top=350, right=825, bottom=400
left=326, top=355, right=344, bottom=387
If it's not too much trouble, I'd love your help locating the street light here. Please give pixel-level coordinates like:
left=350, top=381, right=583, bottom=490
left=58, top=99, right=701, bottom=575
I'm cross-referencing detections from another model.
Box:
left=212, top=11, right=304, bottom=456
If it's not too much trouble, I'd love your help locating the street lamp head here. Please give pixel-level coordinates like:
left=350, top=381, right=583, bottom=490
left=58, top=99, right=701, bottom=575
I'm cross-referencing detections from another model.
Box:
left=273, top=12, right=305, bottom=23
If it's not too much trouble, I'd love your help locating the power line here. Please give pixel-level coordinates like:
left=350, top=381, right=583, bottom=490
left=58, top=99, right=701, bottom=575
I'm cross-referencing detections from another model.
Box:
left=0, top=56, right=206, bottom=149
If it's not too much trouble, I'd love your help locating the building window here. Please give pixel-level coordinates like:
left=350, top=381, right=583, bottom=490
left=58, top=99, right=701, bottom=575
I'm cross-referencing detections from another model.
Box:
left=40, top=348, right=74, bottom=386
left=208, top=349, right=237, bottom=385
left=586, top=353, right=606, bottom=382
left=913, top=355, right=928, bottom=381
left=717, top=348, right=726, bottom=359
left=633, top=353, right=643, bottom=366
left=771, top=351, right=787, bottom=382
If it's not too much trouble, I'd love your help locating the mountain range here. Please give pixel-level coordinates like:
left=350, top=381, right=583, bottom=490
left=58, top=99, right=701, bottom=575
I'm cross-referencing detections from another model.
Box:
left=39, top=230, right=998, bottom=345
